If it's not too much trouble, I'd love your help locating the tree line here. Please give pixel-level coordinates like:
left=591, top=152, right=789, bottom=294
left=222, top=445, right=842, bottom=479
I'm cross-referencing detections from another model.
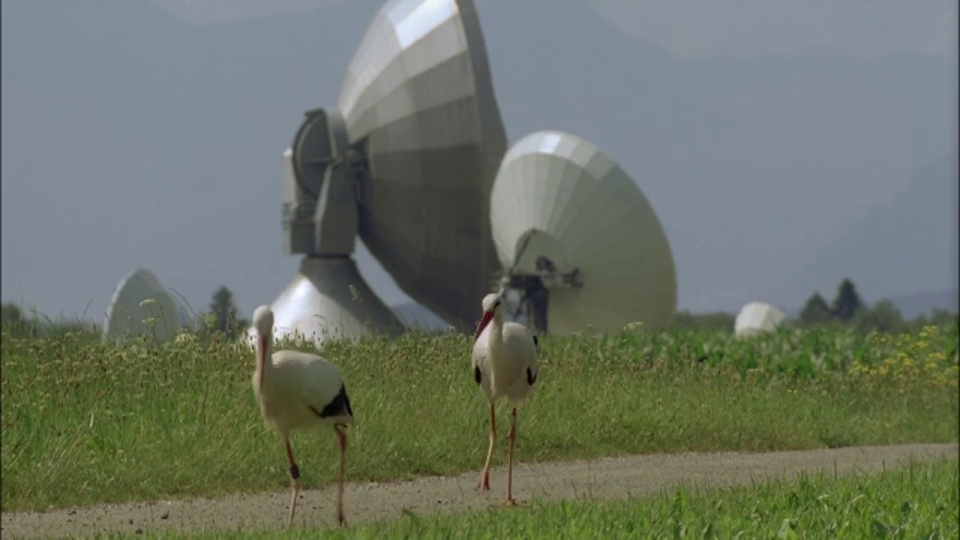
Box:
left=3, top=278, right=955, bottom=338
left=672, top=277, right=957, bottom=333
left=796, top=278, right=955, bottom=333
left=1, top=284, right=249, bottom=340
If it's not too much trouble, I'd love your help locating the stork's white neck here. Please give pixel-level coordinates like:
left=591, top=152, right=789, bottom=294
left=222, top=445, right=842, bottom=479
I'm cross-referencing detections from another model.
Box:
left=485, top=312, right=505, bottom=350
left=256, top=333, right=273, bottom=389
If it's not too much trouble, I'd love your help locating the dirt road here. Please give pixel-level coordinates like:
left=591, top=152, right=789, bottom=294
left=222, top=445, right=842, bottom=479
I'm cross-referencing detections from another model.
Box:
left=2, top=443, right=956, bottom=539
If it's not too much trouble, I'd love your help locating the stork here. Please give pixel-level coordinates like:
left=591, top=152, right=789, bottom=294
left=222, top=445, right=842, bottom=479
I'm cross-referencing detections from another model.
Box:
left=471, top=291, right=540, bottom=505
left=251, top=305, right=354, bottom=527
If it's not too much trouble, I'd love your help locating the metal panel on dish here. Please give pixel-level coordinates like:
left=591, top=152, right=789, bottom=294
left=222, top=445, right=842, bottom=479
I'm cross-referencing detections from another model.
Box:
left=734, top=301, right=786, bottom=337
left=258, top=257, right=406, bottom=345
left=491, top=131, right=678, bottom=334
left=263, top=0, right=507, bottom=346
left=338, top=0, right=508, bottom=333
left=102, top=268, right=183, bottom=345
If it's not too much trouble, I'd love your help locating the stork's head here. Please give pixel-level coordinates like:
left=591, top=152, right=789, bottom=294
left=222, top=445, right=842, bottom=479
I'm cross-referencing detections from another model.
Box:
left=473, top=292, right=503, bottom=342
left=253, top=305, right=274, bottom=338
left=481, top=293, right=502, bottom=314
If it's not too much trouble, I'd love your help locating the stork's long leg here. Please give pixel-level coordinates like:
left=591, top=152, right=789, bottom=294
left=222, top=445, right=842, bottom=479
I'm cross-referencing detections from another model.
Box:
left=505, top=407, right=518, bottom=506
left=285, top=438, right=301, bottom=527
left=335, top=425, right=348, bottom=527
left=478, top=403, right=496, bottom=491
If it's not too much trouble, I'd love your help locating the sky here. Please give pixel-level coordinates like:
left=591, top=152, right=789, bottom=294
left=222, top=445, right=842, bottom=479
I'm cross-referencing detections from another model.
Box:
left=589, top=0, right=958, bottom=61
left=148, top=0, right=958, bottom=61
left=1, top=0, right=956, bottom=324
left=146, top=0, right=345, bottom=24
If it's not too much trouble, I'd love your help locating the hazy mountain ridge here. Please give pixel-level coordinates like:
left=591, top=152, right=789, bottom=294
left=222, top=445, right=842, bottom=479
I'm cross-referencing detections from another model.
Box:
left=476, top=1, right=956, bottom=312
left=2, top=0, right=954, bottom=323
left=774, top=153, right=959, bottom=309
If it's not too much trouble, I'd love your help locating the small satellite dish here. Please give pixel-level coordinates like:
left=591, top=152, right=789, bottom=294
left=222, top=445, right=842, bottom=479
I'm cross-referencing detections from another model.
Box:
left=103, top=268, right=183, bottom=345
left=256, top=0, right=508, bottom=346
left=734, top=301, right=786, bottom=337
left=490, top=131, right=678, bottom=335
left=175, top=301, right=196, bottom=330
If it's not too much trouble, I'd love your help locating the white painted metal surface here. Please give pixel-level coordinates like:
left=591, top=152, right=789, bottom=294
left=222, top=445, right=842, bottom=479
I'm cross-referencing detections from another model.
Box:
left=491, top=131, right=677, bottom=334
left=249, top=257, right=406, bottom=348
left=102, top=268, right=183, bottom=345
left=735, top=301, right=786, bottom=337
left=337, top=0, right=508, bottom=332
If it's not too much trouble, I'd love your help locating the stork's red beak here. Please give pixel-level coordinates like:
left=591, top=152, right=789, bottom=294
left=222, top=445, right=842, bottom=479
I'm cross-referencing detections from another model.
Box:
left=474, top=311, right=494, bottom=342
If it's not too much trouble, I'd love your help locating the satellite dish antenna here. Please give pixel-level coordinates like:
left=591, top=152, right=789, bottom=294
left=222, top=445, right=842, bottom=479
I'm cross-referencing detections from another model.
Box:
left=490, top=131, right=678, bottom=335
left=256, top=0, right=507, bottom=346
left=734, top=301, right=786, bottom=337
left=103, top=268, right=183, bottom=345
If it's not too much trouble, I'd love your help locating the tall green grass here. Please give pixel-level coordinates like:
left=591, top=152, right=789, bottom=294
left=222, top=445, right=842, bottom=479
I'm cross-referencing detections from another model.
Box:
left=2, top=324, right=957, bottom=512
left=140, top=458, right=959, bottom=539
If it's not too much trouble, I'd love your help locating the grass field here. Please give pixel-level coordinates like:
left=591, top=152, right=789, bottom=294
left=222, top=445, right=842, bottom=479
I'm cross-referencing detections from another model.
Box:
left=118, top=458, right=960, bottom=539
left=2, top=323, right=957, bottom=512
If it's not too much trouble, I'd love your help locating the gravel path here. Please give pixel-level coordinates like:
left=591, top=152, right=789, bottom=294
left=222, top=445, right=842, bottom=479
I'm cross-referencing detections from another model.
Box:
left=2, top=443, right=956, bottom=539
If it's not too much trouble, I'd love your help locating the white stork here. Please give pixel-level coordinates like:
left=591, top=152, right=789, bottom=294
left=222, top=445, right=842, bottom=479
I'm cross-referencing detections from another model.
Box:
left=251, top=305, right=354, bottom=527
left=471, top=291, right=540, bottom=505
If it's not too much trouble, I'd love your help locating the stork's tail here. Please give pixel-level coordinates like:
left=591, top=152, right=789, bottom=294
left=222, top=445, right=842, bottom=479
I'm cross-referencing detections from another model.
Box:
left=314, top=384, right=355, bottom=424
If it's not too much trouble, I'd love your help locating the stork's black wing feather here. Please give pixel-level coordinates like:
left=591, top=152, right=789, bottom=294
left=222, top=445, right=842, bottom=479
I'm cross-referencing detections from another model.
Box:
left=310, top=384, right=353, bottom=418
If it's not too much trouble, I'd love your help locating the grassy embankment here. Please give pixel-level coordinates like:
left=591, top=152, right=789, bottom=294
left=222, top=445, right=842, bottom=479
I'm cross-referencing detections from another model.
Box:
left=2, top=323, right=957, bottom=512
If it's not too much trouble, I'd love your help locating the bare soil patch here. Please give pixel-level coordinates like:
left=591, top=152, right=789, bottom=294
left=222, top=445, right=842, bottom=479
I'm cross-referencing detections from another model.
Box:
left=3, top=443, right=956, bottom=539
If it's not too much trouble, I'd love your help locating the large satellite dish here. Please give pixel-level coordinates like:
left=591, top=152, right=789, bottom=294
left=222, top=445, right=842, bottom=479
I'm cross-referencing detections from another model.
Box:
left=103, top=268, right=184, bottom=345
left=256, top=0, right=507, bottom=345
left=490, top=131, right=677, bottom=335
left=734, top=301, right=786, bottom=337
